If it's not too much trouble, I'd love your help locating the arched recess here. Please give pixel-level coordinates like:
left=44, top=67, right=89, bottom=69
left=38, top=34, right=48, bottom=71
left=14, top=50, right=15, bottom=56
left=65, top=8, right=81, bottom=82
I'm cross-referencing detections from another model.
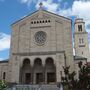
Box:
left=20, top=58, right=32, bottom=84
left=33, top=58, right=44, bottom=84
left=45, top=57, right=56, bottom=84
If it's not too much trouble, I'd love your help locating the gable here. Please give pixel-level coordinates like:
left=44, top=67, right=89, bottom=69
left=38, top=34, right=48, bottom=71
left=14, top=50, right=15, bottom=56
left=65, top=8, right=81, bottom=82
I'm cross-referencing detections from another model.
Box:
left=11, top=9, right=71, bottom=27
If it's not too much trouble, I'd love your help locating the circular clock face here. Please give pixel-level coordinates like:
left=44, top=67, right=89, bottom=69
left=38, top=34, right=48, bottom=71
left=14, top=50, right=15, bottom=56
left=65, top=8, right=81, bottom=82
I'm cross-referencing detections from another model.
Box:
left=35, top=31, right=46, bottom=45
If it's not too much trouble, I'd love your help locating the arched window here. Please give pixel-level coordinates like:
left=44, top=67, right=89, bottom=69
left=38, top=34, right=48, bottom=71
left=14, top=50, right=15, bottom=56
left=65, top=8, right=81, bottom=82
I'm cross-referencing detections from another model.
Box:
left=45, top=57, right=54, bottom=65
left=23, top=58, right=30, bottom=66
left=3, top=72, right=6, bottom=80
left=40, top=21, right=42, bottom=23
left=43, top=20, right=44, bottom=23
left=48, top=20, right=50, bottom=22
left=37, top=21, right=39, bottom=23
left=34, top=58, right=42, bottom=66
left=45, top=58, right=56, bottom=83
left=34, top=21, right=36, bottom=24
left=78, top=25, right=82, bottom=31
left=45, top=20, right=47, bottom=23
left=31, top=22, right=33, bottom=24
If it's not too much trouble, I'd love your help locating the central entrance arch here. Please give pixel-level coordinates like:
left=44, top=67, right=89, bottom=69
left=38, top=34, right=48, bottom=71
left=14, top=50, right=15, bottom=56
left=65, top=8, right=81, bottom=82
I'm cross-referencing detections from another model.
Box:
left=33, top=58, right=43, bottom=84
left=20, top=57, right=56, bottom=84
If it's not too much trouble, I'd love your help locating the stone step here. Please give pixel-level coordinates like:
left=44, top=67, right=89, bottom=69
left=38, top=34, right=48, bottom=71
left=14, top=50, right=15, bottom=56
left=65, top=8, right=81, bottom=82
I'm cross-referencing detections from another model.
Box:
left=6, top=85, right=62, bottom=90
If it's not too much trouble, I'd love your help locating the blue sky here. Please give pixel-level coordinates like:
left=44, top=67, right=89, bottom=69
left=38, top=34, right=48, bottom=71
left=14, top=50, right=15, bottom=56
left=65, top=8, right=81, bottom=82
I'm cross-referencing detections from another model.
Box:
left=0, top=0, right=90, bottom=60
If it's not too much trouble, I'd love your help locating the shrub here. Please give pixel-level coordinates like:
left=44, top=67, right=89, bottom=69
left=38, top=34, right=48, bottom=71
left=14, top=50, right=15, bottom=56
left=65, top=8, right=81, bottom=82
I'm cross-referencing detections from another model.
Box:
left=0, top=80, right=7, bottom=90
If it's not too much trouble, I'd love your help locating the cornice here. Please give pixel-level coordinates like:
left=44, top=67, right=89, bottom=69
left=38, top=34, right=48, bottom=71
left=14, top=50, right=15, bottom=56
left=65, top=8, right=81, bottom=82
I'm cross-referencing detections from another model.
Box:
left=12, top=51, right=65, bottom=56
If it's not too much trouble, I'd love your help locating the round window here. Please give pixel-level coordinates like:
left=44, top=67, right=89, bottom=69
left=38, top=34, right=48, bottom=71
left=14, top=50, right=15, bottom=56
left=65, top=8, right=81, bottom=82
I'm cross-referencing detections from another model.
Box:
left=35, top=31, right=46, bottom=45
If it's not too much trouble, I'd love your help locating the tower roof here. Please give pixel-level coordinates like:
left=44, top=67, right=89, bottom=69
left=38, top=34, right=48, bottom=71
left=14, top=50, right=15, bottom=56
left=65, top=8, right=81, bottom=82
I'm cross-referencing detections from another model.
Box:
left=75, top=18, right=85, bottom=24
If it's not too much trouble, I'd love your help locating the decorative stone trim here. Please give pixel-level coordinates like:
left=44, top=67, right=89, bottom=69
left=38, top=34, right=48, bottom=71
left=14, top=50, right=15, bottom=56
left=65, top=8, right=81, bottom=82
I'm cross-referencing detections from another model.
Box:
left=30, top=26, right=51, bottom=29
left=12, top=51, right=65, bottom=56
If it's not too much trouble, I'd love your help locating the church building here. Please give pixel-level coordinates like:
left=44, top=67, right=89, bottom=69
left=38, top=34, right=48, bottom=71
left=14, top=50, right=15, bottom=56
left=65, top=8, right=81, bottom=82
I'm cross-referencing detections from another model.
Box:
left=0, top=4, right=89, bottom=84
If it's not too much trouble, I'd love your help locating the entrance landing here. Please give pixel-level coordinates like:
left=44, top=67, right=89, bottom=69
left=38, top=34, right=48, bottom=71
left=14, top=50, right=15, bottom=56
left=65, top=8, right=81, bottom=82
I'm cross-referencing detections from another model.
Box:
left=7, top=85, right=60, bottom=90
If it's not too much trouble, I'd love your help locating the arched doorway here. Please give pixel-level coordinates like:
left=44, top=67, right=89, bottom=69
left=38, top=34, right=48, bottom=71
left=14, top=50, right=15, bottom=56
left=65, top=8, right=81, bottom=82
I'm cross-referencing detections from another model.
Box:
left=45, top=57, right=56, bottom=84
left=33, top=58, right=43, bottom=84
left=20, top=58, right=32, bottom=84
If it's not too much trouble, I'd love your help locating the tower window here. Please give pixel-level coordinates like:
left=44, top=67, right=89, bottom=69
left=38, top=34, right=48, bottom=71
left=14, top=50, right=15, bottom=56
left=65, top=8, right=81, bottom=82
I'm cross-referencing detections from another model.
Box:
left=79, top=38, right=81, bottom=43
left=78, top=25, right=82, bottom=31
left=79, top=38, right=84, bottom=43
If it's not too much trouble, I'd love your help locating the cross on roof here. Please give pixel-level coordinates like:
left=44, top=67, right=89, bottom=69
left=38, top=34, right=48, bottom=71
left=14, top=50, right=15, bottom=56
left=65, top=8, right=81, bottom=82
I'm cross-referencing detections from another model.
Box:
left=39, top=2, right=43, bottom=10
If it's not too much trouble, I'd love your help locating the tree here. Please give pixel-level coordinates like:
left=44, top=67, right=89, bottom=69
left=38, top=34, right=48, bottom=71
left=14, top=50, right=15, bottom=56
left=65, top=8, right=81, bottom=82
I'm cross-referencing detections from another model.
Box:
left=61, top=66, right=77, bottom=90
left=77, top=61, right=90, bottom=90
left=61, top=61, right=90, bottom=90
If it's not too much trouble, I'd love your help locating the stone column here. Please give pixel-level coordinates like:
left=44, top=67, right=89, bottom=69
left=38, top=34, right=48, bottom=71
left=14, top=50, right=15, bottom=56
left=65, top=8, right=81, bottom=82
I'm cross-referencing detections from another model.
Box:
left=40, top=58, right=45, bottom=84
left=56, top=53, right=65, bottom=83
left=31, top=66, right=34, bottom=84
left=10, top=56, right=20, bottom=84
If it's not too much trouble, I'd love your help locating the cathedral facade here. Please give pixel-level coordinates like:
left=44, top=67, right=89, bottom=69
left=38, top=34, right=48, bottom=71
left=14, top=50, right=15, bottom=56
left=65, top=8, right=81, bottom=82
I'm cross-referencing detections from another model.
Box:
left=0, top=6, right=89, bottom=84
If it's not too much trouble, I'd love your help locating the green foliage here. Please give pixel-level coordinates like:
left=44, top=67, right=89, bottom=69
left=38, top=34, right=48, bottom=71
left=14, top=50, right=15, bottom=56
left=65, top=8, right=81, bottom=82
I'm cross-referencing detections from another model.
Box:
left=64, top=85, right=69, bottom=90
left=0, top=80, right=7, bottom=90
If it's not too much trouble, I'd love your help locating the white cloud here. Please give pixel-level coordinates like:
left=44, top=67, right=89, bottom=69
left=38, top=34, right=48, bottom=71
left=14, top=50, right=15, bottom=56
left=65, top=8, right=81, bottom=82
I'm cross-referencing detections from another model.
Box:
left=59, top=1, right=90, bottom=26
left=18, top=0, right=37, bottom=6
left=0, top=58, right=3, bottom=61
left=72, top=1, right=90, bottom=23
left=19, top=0, right=60, bottom=12
left=36, top=0, right=59, bottom=13
left=0, top=33, right=10, bottom=51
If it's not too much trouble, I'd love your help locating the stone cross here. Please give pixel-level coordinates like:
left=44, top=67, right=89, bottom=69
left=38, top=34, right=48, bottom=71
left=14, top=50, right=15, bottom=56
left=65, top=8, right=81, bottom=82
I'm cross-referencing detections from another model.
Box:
left=39, top=2, right=43, bottom=10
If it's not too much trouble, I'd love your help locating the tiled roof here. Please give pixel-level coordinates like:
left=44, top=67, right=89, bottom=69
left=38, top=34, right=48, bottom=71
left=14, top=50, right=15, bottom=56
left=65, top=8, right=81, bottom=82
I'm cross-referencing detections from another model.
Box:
left=0, top=59, right=9, bottom=63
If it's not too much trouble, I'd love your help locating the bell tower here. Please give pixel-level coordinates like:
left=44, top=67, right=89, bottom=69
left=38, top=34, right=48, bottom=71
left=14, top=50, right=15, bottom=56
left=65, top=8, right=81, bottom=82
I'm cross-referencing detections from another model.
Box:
left=74, top=18, right=90, bottom=62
